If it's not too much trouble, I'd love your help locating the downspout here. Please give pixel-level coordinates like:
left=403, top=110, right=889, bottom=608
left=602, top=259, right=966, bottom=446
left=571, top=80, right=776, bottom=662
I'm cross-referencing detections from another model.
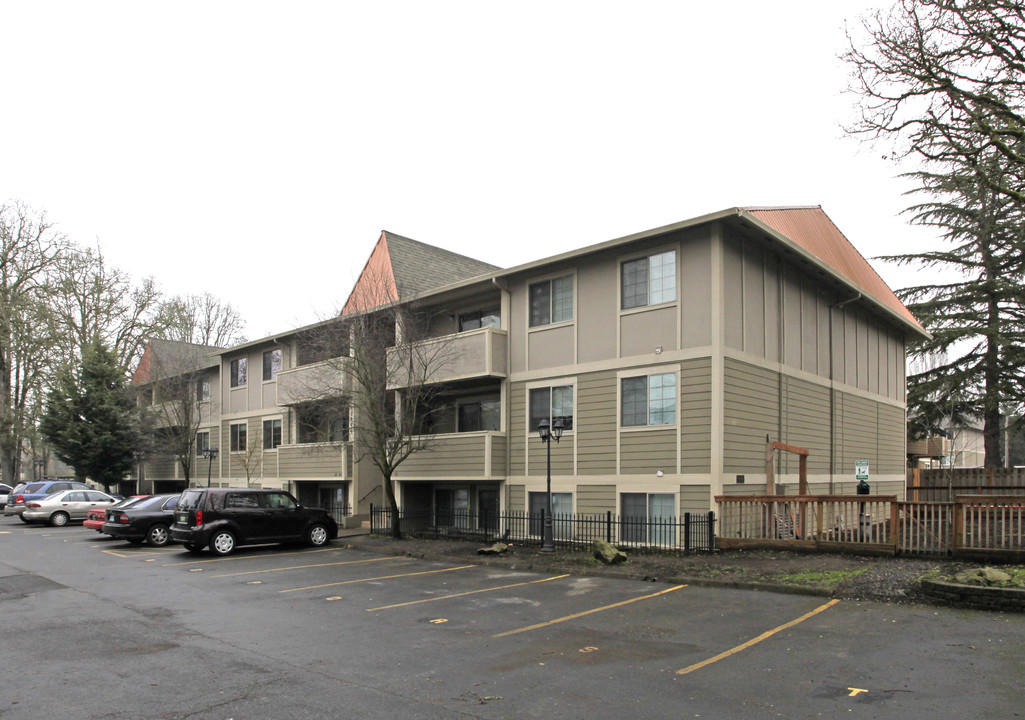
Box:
left=829, top=292, right=862, bottom=494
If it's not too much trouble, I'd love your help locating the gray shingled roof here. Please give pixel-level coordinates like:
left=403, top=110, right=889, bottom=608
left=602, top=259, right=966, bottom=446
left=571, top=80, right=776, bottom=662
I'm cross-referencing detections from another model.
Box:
left=149, top=338, right=222, bottom=372
left=384, top=232, right=501, bottom=298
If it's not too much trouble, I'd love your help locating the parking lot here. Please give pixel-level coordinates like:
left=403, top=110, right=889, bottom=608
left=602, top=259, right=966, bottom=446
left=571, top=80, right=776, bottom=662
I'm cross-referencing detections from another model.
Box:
left=3, top=520, right=1024, bottom=719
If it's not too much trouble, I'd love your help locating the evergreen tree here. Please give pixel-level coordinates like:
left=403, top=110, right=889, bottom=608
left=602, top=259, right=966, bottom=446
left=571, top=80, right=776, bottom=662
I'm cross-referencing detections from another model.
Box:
left=41, top=342, right=142, bottom=492
left=884, top=149, right=1025, bottom=465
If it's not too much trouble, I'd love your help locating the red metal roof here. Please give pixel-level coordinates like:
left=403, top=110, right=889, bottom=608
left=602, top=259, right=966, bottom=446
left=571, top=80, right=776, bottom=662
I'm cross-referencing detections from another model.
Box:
left=743, top=206, right=926, bottom=335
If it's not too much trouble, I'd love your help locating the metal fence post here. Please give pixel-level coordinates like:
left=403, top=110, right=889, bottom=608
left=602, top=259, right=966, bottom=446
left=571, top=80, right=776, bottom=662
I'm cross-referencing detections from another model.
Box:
left=684, top=512, right=691, bottom=554
left=606, top=510, right=612, bottom=543
left=708, top=511, right=716, bottom=551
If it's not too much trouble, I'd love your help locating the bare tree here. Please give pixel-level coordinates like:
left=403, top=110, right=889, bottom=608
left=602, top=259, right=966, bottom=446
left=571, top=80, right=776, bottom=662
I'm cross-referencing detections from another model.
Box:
left=0, top=202, right=66, bottom=485
left=159, top=292, right=247, bottom=347
left=234, top=440, right=263, bottom=487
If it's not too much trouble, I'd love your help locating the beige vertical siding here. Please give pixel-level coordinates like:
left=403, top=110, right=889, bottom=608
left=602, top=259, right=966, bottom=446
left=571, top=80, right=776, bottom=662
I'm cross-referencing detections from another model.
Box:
left=577, top=370, right=617, bottom=475
left=680, top=231, right=713, bottom=348
left=679, top=484, right=712, bottom=515
left=680, top=357, right=712, bottom=472
left=577, top=484, right=616, bottom=514
left=620, top=429, right=675, bottom=474
left=723, top=358, right=779, bottom=473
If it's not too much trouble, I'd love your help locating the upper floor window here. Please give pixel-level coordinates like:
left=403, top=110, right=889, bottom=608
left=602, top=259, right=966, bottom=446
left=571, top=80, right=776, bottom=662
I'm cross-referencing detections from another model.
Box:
left=263, top=418, right=282, bottom=449
left=263, top=349, right=282, bottom=381
left=197, top=377, right=211, bottom=403
left=230, top=358, right=247, bottom=388
left=458, top=308, right=500, bottom=332
left=196, top=430, right=210, bottom=456
left=529, top=385, right=574, bottom=432
left=230, top=422, right=247, bottom=452
left=457, top=400, right=500, bottom=432
left=529, top=276, right=573, bottom=327
left=622, top=372, right=676, bottom=427
left=622, top=250, right=676, bottom=309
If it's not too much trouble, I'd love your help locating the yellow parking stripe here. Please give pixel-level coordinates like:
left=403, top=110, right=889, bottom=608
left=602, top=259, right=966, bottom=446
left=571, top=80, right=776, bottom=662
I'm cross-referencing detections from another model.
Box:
left=367, top=574, right=570, bottom=611
left=493, top=584, right=686, bottom=638
left=280, top=565, right=476, bottom=593
left=675, top=599, right=840, bottom=675
left=212, top=556, right=403, bottom=578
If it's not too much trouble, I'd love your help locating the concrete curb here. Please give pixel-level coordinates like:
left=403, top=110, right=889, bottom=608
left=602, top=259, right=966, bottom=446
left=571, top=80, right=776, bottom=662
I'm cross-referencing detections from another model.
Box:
left=921, top=579, right=1025, bottom=612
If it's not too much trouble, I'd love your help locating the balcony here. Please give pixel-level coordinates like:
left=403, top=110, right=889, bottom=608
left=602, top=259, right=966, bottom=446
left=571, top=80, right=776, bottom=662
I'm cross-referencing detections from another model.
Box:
left=393, top=432, right=507, bottom=479
left=277, top=442, right=351, bottom=480
left=277, top=358, right=352, bottom=406
left=386, top=328, right=508, bottom=390
left=908, top=436, right=952, bottom=458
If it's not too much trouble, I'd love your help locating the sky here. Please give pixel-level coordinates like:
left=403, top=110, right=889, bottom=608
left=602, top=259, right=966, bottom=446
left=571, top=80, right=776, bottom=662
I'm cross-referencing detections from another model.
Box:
left=1, top=0, right=937, bottom=341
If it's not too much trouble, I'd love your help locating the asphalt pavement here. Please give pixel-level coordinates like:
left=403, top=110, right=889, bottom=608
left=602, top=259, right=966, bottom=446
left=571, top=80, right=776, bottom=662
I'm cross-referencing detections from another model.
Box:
left=2, top=519, right=1023, bottom=719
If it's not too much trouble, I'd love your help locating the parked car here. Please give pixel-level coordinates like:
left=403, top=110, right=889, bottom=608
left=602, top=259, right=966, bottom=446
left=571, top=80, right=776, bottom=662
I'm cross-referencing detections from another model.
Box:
left=4, top=481, right=94, bottom=521
left=103, top=494, right=181, bottom=546
left=84, top=496, right=149, bottom=534
left=170, top=488, right=338, bottom=556
left=21, top=489, right=119, bottom=526
left=0, top=482, right=13, bottom=510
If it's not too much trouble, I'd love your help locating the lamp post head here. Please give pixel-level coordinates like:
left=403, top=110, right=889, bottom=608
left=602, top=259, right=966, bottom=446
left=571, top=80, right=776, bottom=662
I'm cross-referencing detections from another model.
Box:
left=537, top=418, right=550, bottom=443
left=552, top=418, right=564, bottom=442
left=204, top=447, right=220, bottom=460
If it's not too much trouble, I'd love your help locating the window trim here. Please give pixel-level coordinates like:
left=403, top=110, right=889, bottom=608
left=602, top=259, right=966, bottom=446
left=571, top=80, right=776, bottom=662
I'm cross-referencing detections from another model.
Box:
left=263, top=348, right=282, bottom=382
left=230, top=357, right=248, bottom=388
left=263, top=417, right=283, bottom=451
left=527, top=272, right=575, bottom=329
left=618, top=366, right=679, bottom=430
left=526, top=378, right=577, bottom=435
left=619, top=247, right=678, bottom=312
left=229, top=421, right=248, bottom=452
left=196, top=430, right=210, bottom=457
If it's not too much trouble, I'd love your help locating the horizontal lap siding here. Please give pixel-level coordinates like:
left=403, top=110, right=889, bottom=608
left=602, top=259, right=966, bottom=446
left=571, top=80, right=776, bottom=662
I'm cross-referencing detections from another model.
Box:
left=147, top=455, right=176, bottom=480
left=507, top=483, right=525, bottom=512
left=577, top=484, right=616, bottom=515
left=837, top=392, right=878, bottom=473
left=279, top=445, right=343, bottom=479
left=781, top=376, right=830, bottom=474
left=877, top=403, right=905, bottom=474
left=680, top=358, right=712, bottom=472
left=490, top=435, right=507, bottom=477
left=724, top=358, right=779, bottom=473
left=620, top=429, right=676, bottom=474
left=577, top=371, right=617, bottom=475
left=528, top=437, right=574, bottom=476
left=398, top=435, right=487, bottom=477
left=680, top=484, right=712, bottom=515
left=510, top=382, right=526, bottom=475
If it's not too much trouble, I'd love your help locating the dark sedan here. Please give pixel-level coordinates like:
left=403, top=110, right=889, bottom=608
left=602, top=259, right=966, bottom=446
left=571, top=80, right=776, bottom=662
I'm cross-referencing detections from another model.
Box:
left=102, top=494, right=181, bottom=547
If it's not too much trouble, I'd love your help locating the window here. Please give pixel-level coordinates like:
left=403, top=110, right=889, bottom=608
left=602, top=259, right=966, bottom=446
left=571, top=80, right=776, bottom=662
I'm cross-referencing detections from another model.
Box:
left=529, top=385, right=573, bottom=432
left=230, top=422, right=247, bottom=452
left=621, top=492, right=675, bottom=544
left=529, top=491, right=573, bottom=538
left=196, top=431, right=210, bottom=456
left=230, top=358, right=247, bottom=387
left=457, top=400, right=500, bottom=432
left=529, top=276, right=573, bottom=327
left=622, top=372, right=676, bottom=427
left=263, top=419, right=282, bottom=450
left=264, top=492, right=297, bottom=510
left=263, top=349, right=282, bottom=381
left=197, top=377, right=210, bottom=403
left=622, top=250, right=676, bottom=309
left=458, top=308, right=500, bottom=332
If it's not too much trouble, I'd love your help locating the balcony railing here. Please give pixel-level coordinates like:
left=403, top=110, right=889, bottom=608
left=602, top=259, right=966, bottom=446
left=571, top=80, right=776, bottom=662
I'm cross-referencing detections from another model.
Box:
left=386, top=327, right=507, bottom=390
left=276, top=358, right=352, bottom=406
left=277, top=441, right=351, bottom=480
left=392, top=432, right=506, bottom=479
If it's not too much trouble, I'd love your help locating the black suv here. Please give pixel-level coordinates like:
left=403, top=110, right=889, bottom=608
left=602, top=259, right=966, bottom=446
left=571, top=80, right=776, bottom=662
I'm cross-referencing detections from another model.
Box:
left=170, top=488, right=338, bottom=556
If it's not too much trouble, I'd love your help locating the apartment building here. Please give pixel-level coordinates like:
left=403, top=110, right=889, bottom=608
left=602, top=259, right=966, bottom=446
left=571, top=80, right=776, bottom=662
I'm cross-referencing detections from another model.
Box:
left=133, top=206, right=928, bottom=527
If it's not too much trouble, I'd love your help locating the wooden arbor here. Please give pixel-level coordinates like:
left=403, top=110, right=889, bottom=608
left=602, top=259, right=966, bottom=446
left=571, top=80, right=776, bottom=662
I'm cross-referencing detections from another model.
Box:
left=765, top=441, right=810, bottom=496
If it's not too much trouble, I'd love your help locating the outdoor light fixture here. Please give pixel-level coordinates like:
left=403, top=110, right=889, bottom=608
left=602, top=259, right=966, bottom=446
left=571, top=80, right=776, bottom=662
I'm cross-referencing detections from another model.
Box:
left=203, top=447, right=219, bottom=488
left=537, top=417, right=564, bottom=553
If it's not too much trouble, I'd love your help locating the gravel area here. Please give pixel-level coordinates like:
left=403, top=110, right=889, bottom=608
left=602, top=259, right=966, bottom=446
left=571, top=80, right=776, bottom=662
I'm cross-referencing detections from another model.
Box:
left=341, top=533, right=978, bottom=606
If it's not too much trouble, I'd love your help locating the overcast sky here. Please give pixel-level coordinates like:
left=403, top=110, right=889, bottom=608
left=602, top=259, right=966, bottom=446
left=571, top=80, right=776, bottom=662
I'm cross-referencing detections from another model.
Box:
left=1, top=0, right=935, bottom=341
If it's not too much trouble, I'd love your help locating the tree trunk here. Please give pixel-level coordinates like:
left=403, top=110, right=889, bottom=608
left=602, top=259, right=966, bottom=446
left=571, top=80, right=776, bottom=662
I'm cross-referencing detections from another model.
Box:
left=383, top=473, right=401, bottom=539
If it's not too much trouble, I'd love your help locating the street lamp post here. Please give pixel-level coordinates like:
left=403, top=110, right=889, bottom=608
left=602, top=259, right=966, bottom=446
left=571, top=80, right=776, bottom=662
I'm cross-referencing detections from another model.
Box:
left=537, top=417, right=564, bottom=553
left=203, top=447, right=219, bottom=488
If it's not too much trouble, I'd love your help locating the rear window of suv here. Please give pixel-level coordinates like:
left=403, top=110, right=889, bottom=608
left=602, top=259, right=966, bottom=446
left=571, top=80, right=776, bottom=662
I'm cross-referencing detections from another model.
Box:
left=177, top=490, right=205, bottom=511
left=23, top=483, right=45, bottom=494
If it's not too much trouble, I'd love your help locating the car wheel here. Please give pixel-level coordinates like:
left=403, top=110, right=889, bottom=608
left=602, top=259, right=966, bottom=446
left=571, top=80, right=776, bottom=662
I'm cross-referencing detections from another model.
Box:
left=210, top=530, right=236, bottom=556
left=147, top=524, right=171, bottom=547
left=49, top=512, right=70, bottom=527
left=307, top=524, right=329, bottom=547
left=184, top=543, right=204, bottom=554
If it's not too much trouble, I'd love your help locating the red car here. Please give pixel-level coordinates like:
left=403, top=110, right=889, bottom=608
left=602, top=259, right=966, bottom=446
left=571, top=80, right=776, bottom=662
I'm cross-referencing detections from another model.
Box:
left=84, top=496, right=147, bottom=534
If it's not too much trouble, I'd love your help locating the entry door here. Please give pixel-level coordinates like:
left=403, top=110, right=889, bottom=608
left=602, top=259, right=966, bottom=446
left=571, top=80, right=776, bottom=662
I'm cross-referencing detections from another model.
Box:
left=478, top=489, right=498, bottom=531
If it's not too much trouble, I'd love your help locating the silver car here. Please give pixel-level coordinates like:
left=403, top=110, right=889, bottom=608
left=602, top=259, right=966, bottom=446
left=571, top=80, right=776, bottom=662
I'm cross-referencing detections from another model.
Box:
left=0, top=483, right=12, bottom=510
left=22, top=489, right=119, bottom=527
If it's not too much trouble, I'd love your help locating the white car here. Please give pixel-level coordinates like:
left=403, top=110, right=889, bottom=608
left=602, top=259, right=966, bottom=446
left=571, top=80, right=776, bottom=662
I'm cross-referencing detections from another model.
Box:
left=22, top=489, right=119, bottom=526
left=0, top=483, right=12, bottom=509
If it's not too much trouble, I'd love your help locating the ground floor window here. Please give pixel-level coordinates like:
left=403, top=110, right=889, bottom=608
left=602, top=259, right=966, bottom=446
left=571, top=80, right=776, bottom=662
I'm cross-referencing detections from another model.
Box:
left=435, top=488, right=470, bottom=528
left=529, top=491, right=573, bottom=538
left=621, top=492, right=675, bottom=545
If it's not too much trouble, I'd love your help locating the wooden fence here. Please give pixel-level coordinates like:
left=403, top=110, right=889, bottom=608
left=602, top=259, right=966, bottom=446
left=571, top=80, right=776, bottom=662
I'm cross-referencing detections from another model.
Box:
left=716, top=495, right=1025, bottom=560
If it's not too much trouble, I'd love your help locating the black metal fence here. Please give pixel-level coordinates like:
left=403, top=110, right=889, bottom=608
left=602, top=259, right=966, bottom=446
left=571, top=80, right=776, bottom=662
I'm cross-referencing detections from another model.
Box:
left=370, top=505, right=715, bottom=554
left=321, top=503, right=352, bottom=524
